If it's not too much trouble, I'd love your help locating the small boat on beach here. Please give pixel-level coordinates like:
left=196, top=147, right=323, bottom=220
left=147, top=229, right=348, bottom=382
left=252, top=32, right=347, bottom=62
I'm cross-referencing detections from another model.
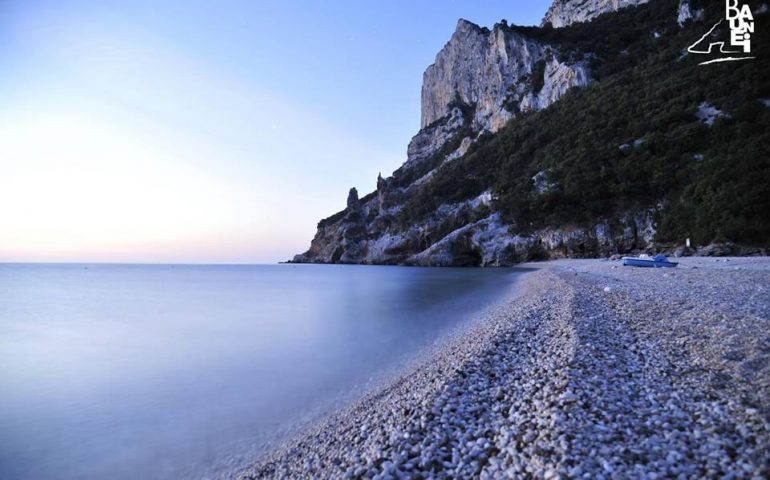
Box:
left=622, top=254, right=678, bottom=268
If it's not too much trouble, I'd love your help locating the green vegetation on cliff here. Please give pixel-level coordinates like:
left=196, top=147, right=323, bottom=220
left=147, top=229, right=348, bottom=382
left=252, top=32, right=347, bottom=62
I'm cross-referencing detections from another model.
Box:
left=397, top=0, right=770, bottom=247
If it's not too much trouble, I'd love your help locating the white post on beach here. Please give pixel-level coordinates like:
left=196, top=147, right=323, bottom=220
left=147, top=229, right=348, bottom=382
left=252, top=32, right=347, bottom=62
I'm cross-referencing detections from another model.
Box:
left=686, top=238, right=691, bottom=248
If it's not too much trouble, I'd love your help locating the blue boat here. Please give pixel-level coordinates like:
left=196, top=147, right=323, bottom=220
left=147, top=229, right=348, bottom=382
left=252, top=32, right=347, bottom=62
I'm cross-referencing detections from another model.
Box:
left=622, top=254, right=678, bottom=268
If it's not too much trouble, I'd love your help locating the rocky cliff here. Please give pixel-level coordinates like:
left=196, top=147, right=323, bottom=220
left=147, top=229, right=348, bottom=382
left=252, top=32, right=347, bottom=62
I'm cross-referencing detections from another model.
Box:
left=421, top=19, right=589, bottom=133
left=293, top=16, right=595, bottom=266
left=292, top=0, right=770, bottom=266
left=541, top=0, right=650, bottom=28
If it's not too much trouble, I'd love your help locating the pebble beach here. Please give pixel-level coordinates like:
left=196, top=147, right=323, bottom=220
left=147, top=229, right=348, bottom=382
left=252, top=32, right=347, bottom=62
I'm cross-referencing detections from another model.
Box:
left=237, top=257, right=770, bottom=479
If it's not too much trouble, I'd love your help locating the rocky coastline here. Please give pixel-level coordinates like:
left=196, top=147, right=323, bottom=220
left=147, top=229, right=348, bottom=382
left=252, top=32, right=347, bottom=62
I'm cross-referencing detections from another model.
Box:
left=291, top=0, right=769, bottom=267
left=238, top=257, right=770, bottom=479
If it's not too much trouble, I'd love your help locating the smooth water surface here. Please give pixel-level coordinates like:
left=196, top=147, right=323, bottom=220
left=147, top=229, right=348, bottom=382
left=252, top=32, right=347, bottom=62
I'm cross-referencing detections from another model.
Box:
left=0, top=264, right=525, bottom=479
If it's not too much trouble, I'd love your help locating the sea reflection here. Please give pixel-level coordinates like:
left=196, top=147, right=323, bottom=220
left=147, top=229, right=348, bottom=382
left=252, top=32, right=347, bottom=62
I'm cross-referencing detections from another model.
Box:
left=0, top=263, right=525, bottom=479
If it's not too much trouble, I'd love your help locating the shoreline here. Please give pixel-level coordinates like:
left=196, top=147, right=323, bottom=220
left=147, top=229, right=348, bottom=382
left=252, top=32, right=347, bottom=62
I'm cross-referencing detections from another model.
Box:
left=236, top=257, right=770, bottom=479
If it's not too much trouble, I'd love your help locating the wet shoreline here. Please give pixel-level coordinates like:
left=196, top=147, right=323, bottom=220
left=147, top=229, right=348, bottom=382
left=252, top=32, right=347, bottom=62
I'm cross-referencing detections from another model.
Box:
left=237, top=257, right=770, bottom=479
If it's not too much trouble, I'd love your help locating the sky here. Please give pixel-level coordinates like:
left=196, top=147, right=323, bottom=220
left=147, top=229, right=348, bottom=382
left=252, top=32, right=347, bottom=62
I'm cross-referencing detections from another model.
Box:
left=0, top=0, right=552, bottom=263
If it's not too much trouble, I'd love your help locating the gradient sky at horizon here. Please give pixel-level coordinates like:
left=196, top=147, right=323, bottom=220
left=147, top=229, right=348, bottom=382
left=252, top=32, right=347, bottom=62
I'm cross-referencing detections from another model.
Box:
left=1, top=0, right=551, bottom=263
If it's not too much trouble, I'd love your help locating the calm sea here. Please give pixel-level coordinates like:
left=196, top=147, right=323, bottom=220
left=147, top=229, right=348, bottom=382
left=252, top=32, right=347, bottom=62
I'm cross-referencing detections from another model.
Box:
left=0, top=263, right=525, bottom=479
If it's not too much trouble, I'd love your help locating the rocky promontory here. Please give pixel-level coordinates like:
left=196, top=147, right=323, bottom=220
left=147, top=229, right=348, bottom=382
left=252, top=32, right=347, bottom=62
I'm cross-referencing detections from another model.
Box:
left=293, top=15, right=598, bottom=266
left=291, top=0, right=769, bottom=266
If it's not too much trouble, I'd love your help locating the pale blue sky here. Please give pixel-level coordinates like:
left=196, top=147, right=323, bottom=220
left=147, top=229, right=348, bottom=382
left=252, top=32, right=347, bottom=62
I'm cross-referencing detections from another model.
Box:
left=0, top=0, right=551, bottom=263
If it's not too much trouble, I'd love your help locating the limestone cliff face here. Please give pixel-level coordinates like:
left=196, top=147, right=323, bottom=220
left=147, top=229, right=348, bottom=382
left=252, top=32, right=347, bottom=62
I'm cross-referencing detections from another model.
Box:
left=294, top=186, right=664, bottom=267
left=292, top=3, right=661, bottom=267
left=421, top=19, right=589, bottom=133
left=291, top=15, right=637, bottom=267
left=541, top=0, right=649, bottom=28
left=676, top=0, right=704, bottom=26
